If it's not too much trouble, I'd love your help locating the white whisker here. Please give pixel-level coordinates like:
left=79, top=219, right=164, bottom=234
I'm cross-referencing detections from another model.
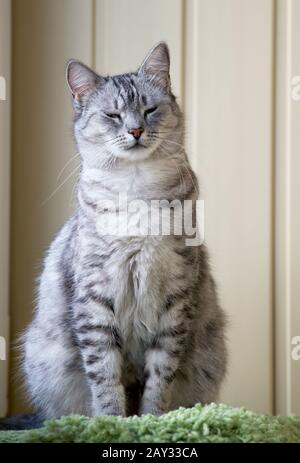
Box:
left=41, top=165, right=81, bottom=206
left=57, top=152, right=80, bottom=183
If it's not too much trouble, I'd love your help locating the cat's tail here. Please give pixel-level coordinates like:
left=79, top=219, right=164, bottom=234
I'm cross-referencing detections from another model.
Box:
left=0, top=413, right=44, bottom=430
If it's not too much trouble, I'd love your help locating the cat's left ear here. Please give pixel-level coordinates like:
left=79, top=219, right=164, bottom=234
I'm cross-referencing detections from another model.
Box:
left=138, top=42, right=170, bottom=88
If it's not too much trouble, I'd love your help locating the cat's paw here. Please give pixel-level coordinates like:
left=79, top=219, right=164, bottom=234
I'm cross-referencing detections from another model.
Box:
left=92, top=401, right=126, bottom=417
left=139, top=399, right=165, bottom=416
left=92, top=386, right=126, bottom=417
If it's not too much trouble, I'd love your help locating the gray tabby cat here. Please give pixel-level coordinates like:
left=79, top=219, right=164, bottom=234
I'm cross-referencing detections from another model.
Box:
left=22, top=43, right=227, bottom=419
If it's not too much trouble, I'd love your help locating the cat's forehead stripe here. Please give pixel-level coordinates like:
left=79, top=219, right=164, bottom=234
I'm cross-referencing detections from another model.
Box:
left=109, top=74, right=139, bottom=107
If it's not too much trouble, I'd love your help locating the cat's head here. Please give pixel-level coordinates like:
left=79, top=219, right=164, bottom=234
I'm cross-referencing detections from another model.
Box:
left=66, top=43, right=182, bottom=167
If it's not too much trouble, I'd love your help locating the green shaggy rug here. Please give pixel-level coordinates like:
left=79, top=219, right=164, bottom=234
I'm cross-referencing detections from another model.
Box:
left=0, top=403, right=300, bottom=443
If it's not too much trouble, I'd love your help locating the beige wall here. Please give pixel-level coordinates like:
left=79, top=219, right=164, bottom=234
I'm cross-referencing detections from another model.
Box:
left=0, top=0, right=11, bottom=417
left=95, top=0, right=184, bottom=100
left=6, top=0, right=300, bottom=415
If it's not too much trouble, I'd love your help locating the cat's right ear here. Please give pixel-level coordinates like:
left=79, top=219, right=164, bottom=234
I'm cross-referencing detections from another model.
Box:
left=66, top=60, right=99, bottom=104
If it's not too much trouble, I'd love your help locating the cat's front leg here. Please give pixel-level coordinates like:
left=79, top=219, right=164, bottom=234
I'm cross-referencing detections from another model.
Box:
left=73, top=294, right=126, bottom=417
left=140, top=300, right=189, bottom=416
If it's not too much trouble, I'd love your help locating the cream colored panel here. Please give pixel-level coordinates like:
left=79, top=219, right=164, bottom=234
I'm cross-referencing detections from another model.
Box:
left=10, top=0, right=93, bottom=414
left=290, top=0, right=300, bottom=416
left=185, top=0, right=274, bottom=413
left=95, top=0, right=183, bottom=101
left=0, top=0, right=11, bottom=417
left=275, top=0, right=300, bottom=415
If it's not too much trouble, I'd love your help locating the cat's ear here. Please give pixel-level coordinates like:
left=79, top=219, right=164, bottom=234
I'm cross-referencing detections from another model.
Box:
left=66, top=60, right=99, bottom=104
left=138, top=42, right=170, bottom=88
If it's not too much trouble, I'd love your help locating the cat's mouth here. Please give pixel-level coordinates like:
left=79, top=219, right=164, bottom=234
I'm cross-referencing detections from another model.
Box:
left=115, top=138, right=155, bottom=161
left=126, top=140, right=147, bottom=150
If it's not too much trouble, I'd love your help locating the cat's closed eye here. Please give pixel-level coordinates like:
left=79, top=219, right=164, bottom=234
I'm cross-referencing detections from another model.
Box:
left=105, top=112, right=121, bottom=120
left=144, top=107, right=157, bottom=116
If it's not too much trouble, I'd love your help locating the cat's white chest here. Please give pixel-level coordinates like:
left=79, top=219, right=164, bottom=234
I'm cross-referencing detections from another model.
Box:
left=110, top=236, right=166, bottom=364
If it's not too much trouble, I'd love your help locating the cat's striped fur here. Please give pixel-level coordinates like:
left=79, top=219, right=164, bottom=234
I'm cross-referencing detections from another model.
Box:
left=22, top=43, right=227, bottom=419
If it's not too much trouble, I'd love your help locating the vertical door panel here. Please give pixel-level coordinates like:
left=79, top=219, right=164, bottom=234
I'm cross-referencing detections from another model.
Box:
left=185, top=0, right=274, bottom=413
left=275, top=0, right=300, bottom=415
left=0, top=0, right=11, bottom=417
left=10, top=0, right=93, bottom=414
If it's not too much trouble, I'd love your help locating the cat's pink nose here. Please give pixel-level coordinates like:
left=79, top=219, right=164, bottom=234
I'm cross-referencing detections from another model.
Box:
left=128, top=127, right=144, bottom=140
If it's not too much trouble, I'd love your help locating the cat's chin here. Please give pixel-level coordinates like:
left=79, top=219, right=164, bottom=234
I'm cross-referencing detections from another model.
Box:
left=114, top=145, right=154, bottom=162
